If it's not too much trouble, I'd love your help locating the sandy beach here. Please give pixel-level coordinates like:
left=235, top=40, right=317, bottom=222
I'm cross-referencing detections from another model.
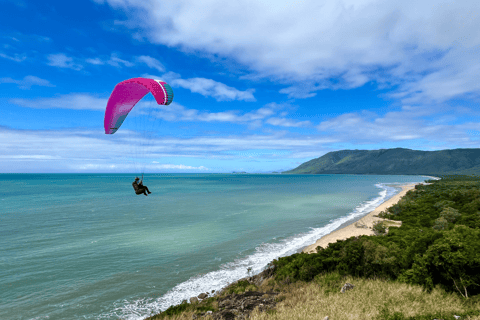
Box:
left=302, top=183, right=419, bottom=254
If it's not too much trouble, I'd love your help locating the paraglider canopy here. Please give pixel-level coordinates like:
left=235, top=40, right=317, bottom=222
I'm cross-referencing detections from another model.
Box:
left=104, top=77, right=174, bottom=134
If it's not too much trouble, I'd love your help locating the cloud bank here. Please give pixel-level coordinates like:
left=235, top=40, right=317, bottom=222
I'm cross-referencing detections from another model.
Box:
left=96, top=0, right=480, bottom=105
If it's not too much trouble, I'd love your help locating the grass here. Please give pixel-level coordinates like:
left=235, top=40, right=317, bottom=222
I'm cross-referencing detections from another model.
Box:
left=144, top=297, right=217, bottom=320
left=248, top=272, right=480, bottom=320
left=144, top=271, right=480, bottom=320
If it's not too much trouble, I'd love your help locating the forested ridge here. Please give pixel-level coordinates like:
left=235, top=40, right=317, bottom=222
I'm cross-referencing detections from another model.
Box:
left=282, top=148, right=480, bottom=175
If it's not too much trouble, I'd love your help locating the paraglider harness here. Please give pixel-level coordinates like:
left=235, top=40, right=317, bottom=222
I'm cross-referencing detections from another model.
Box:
left=133, top=174, right=151, bottom=196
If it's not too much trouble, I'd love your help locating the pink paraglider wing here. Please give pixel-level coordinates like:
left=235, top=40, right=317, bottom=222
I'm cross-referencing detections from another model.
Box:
left=104, top=77, right=174, bottom=134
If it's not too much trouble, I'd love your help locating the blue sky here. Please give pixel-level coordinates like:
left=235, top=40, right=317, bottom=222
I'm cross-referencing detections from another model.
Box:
left=1, top=0, right=479, bottom=173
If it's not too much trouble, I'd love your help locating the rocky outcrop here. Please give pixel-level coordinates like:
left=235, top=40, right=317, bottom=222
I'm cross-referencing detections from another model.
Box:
left=190, top=297, right=199, bottom=304
left=340, top=282, right=355, bottom=293
left=191, top=266, right=278, bottom=319
left=193, top=291, right=279, bottom=320
left=198, top=292, right=209, bottom=300
left=243, top=265, right=276, bottom=287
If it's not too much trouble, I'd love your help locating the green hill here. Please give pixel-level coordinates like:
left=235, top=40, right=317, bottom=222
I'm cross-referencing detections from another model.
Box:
left=282, top=148, right=480, bottom=175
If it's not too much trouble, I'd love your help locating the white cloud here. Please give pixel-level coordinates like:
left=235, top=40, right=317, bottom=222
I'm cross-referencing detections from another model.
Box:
left=0, top=52, right=27, bottom=62
left=84, top=54, right=165, bottom=72
left=1, top=104, right=478, bottom=172
left=152, top=102, right=244, bottom=122
left=0, top=127, right=331, bottom=161
left=75, top=163, right=209, bottom=171
left=46, top=53, right=83, bottom=70
left=136, top=55, right=165, bottom=72
left=96, top=0, right=480, bottom=104
left=158, top=71, right=182, bottom=82
left=158, top=133, right=337, bottom=151
left=387, top=53, right=480, bottom=104
left=0, top=126, right=336, bottom=172
left=279, top=87, right=317, bottom=100
left=266, top=118, right=311, bottom=128
left=84, top=53, right=134, bottom=68
left=170, top=77, right=256, bottom=102
left=152, top=101, right=296, bottom=126
left=143, top=72, right=255, bottom=102
left=0, top=155, right=60, bottom=160
left=86, top=57, right=104, bottom=65
left=0, top=75, right=55, bottom=89
left=152, top=164, right=208, bottom=170
left=316, top=105, right=480, bottom=146
left=10, top=93, right=107, bottom=110
left=7, top=89, right=300, bottom=129
left=107, top=53, right=134, bottom=67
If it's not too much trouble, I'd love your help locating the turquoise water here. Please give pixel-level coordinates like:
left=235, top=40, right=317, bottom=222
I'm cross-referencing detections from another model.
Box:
left=0, top=173, right=431, bottom=320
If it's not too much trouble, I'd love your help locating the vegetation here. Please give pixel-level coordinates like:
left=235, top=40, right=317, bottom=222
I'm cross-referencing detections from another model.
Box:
left=282, top=148, right=480, bottom=175
left=372, top=220, right=387, bottom=235
left=145, top=297, right=217, bottom=320
left=224, top=279, right=259, bottom=294
left=145, top=273, right=480, bottom=320
left=249, top=273, right=480, bottom=320
left=271, top=175, right=480, bottom=297
left=144, top=174, right=480, bottom=320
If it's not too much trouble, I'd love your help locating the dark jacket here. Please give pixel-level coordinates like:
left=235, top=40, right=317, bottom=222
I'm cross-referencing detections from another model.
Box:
left=132, top=181, right=140, bottom=192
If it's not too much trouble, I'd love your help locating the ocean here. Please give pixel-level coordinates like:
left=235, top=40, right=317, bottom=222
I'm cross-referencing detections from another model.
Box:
left=0, top=173, right=431, bottom=320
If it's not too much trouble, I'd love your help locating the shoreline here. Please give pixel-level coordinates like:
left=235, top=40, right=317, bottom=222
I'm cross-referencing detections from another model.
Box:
left=302, top=183, right=419, bottom=254
left=147, top=180, right=430, bottom=318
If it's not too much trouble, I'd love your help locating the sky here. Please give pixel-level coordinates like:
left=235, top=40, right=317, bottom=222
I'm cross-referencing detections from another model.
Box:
left=1, top=0, right=479, bottom=173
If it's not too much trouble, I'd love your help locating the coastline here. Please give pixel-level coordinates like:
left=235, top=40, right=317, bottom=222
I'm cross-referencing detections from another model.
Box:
left=142, top=175, right=480, bottom=320
left=302, top=183, right=419, bottom=254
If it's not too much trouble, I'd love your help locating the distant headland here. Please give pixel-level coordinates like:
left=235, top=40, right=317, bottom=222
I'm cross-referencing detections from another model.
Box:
left=282, top=147, right=480, bottom=176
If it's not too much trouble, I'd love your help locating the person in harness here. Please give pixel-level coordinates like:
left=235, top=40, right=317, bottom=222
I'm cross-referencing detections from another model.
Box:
left=132, top=177, right=151, bottom=196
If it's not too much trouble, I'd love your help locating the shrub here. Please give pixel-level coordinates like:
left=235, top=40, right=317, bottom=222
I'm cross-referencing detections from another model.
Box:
left=362, top=240, right=401, bottom=278
left=372, top=221, right=387, bottom=235
left=225, top=280, right=258, bottom=294
left=399, top=225, right=480, bottom=297
left=434, top=200, right=456, bottom=210
left=161, top=303, right=189, bottom=316
left=337, top=237, right=365, bottom=276
left=433, top=216, right=448, bottom=231
left=390, top=204, right=403, bottom=216
left=440, top=207, right=461, bottom=223
left=378, top=210, right=388, bottom=218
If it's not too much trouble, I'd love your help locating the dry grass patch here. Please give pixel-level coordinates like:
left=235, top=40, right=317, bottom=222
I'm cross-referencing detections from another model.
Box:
left=249, top=273, right=479, bottom=320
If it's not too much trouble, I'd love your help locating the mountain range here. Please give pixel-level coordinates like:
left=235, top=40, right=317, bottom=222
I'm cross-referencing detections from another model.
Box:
left=282, top=148, right=480, bottom=176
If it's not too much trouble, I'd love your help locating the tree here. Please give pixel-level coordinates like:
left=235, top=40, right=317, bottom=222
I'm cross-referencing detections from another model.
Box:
left=440, top=207, right=461, bottom=223
left=400, top=225, right=480, bottom=297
